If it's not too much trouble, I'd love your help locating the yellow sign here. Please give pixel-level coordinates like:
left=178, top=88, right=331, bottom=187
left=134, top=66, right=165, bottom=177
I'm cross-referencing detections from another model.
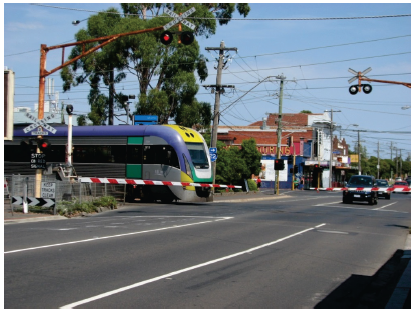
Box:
left=350, top=154, right=359, bottom=162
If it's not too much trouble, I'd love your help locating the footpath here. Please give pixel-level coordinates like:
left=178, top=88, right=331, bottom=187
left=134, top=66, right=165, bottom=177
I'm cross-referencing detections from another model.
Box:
left=3, top=190, right=410, bottom=308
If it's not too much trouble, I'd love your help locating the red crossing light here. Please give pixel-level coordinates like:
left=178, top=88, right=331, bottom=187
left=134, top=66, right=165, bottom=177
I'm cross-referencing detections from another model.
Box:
left=160, top=31, right=173, bottom=45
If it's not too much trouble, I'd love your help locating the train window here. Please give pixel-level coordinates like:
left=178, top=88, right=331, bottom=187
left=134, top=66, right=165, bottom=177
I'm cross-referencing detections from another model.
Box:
left=127, top=145, right=142, bottom=164
left=143, top=145, right=179, bottom=168
left=185, top=143, right=209, bottom=169
left=73, top=145, right=126, bottom=163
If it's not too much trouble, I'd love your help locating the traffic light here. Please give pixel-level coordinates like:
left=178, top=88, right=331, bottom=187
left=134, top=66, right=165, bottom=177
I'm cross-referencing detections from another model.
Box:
left=160, top=31, right=174, bottom=45
left=274, top=159, right=285, bottom=170
left=294, top=165, right=299, bottom=174
left=180, top=31, right=194, bottom=45
left=313, top=164, right=323, bottom=172
left=287, top=136, right=291, bottom=147
left=37, top=138, right=51, bottom=153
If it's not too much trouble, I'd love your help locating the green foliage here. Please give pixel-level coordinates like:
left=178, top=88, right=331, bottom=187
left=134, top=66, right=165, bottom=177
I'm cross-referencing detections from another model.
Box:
left=300, top=110, right=312, bottom=113
left=247, top=179, right=258, bottom=191
left=215, top=138, right=261, bottom=185
left=57, top=196, right=118, bottom=217
left=60, top=4, right=250, bottom=126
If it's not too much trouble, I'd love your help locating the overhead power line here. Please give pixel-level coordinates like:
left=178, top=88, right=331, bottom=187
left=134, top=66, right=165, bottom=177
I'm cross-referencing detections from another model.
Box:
left=30, top=4, right=411, bottom=20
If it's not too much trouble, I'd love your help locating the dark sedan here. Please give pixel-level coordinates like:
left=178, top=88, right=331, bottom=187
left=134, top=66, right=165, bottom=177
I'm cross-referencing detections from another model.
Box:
left=343, top=175, right=378, bottom=205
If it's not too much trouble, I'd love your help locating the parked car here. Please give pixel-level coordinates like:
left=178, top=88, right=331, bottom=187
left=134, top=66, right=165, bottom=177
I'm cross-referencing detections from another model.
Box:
left=343, top=175, right=378, bottom=205
left=405, top=177, right=411, bottom=186
left=391, top=181, right=410, bottom=194
left=375, top=179, right=391, bottom=200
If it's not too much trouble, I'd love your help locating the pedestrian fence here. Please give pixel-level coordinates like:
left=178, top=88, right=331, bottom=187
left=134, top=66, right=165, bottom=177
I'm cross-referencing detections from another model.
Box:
left=5, top=174, right=126, bottom=215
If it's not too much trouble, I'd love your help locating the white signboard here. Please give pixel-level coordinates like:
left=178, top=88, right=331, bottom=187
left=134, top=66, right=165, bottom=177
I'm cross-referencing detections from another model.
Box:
left=41, top=182, right=56, bottom=199
left=259, top=159, right=287, bottom=182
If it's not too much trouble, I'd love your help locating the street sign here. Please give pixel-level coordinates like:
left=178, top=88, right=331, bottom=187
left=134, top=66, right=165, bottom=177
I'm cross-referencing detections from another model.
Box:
left=210, top=153, right=218, bottom=162
left=163, top=7, right=196, bottom=31
left=41, top=182, right=56, bottom=199
left=209, top=147, right=217, bottom=162
left=23, top=112, right=57, bottom=134
left=12, top=196, right=55, bottom=208
left=348, top=67, right=372, bottom=84
left=30, top=153, right=47, bottom=169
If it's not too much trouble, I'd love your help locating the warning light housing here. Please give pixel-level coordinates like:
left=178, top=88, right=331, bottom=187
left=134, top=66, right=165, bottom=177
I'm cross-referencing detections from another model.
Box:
left=180, top=31, right=194, bottom=45
left=160, top=31, right=174, bottom=45
left=37, top=138, right=51, bottom=152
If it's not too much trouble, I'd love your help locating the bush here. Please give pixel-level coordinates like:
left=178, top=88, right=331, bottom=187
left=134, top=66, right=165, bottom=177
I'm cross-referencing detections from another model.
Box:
left=57, top=196, right=117, bottom=217
left=247, top=179, right=258, bottom=191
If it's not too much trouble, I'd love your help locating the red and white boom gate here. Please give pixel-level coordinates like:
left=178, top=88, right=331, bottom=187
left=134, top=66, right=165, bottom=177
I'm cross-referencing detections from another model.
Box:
left=78, top=177, right=242, bottom=189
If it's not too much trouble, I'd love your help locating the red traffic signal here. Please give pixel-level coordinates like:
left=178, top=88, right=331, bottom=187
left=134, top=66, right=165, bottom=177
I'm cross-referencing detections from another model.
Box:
left=160, top=31, right=174, bottom=45
left=37, top=138, right=51, bottom=152
left=180, top=31, right=194, bottom=45
left=274, top=159, right=285, bottom=170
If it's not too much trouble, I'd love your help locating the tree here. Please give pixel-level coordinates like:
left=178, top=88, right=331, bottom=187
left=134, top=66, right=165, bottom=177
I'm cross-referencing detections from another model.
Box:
left=300, top=110, right=312, bottom=114
left=215, top=138, right=261, bottom=185
left=61, top=3, right=250, bottom=126
left=240, top=138, right=261, bottom=178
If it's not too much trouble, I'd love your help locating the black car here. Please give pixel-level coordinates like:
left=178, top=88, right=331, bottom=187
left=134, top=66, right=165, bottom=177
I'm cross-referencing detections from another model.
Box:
left=343, top=175, right=378, bottom=205
left=375, top=179, right=391, bottom=200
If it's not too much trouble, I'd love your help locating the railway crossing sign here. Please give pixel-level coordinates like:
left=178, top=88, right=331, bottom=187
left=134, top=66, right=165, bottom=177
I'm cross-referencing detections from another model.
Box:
left=23, top=112, right=57, bottom=135
left=348, top=67, right=372, bottom=84
left=348, top=67, right=373, bottom=95
left=163, top=7, right=196, bottom=30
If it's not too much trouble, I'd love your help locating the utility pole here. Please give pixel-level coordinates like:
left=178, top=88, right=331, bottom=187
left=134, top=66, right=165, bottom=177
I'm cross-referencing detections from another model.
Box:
left=204, top=41, right=237, bottom=184
left=326, top=109, right=341, bottom=188
left=275, top=74, right=285, bottom=195
left=377, top=141, right=380, bottom=179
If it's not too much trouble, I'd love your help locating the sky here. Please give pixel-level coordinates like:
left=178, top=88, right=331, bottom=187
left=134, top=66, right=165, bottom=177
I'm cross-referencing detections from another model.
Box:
left=3, top=2, right=413, bottom=161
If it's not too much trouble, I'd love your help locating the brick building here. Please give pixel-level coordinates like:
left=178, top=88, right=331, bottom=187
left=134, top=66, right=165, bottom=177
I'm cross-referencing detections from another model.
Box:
left=215, top=112, right=353, bottom=189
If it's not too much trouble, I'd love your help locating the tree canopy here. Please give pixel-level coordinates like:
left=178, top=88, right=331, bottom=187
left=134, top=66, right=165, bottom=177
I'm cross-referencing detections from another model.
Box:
left=60, top=3, right=251, bottom=127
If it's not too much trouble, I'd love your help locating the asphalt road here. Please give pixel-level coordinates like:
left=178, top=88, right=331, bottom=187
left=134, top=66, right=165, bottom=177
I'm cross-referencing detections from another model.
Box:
left=4, top=191, right=410, bottom=309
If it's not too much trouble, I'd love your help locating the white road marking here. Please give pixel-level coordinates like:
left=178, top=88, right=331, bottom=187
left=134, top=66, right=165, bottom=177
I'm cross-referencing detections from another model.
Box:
left=372, top=202, right=397, bottom=210
left=317, top=230, right=349, bottom=235
left=60, top=223, right=326, bottom=309
left=4, top=217, right=232, bottom=255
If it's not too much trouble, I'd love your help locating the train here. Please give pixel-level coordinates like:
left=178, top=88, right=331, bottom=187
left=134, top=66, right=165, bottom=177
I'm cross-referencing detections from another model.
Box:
left=4, top=124, right=213, bottom=203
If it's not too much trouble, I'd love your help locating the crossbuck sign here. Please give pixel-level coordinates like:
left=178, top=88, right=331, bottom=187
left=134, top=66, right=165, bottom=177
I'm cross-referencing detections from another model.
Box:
left=163, top=7, right=196, bottom=31
left=23, top=112, right=57, bottom=135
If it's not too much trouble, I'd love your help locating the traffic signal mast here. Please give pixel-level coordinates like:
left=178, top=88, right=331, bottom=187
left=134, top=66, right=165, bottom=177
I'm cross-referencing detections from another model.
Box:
left=348, top=67, right=411, bottom=95
left=34, top=8, right=196, bottom=196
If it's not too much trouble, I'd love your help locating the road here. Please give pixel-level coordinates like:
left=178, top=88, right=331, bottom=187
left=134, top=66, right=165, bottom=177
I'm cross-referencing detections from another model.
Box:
left=4, top=191, right=410, bottom=309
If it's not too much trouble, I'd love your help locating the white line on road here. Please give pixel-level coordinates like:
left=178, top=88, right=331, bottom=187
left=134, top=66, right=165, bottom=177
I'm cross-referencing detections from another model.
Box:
left=60, top=223, right=326, bottom=309
left=372, top=202, right=397, bottom=210
left=4, top=217, right=233, bottom=254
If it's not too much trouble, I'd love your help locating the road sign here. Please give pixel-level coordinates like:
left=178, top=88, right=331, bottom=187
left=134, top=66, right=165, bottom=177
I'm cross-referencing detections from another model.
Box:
left=23, top=112, right=57, bottom=134
left=348, top=67, right=372, bottom=84
left=41, top=182, right=56, bottom=199
left=12, top=196, right=55, bottom=208
left=209, top=147, right=217, bottom=154
left=210, top=153, right=218, bottom=162
left=163, top=7, right=196, bottom=31
left=30, top=153, right=47, bottom=169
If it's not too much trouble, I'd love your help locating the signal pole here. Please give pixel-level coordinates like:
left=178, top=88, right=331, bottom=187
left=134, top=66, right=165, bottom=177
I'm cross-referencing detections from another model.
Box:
left=275, top=74, right=285, bottom=195
left=204, top=41, right=237, bottom=184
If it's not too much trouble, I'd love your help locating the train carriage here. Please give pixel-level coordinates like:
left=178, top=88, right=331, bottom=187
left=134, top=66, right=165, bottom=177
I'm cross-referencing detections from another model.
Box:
left=4, top=124, right=213, bottom=202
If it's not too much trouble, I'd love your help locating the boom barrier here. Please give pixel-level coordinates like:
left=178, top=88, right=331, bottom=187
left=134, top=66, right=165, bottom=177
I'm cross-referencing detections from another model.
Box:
left=311, top=187, right=411, bottom=193
left=78, top=177, right=242, bottom=189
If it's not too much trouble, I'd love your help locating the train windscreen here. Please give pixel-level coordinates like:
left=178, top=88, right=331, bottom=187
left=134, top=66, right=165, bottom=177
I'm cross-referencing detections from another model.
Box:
left=186, top=143, right=209, bottom=169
